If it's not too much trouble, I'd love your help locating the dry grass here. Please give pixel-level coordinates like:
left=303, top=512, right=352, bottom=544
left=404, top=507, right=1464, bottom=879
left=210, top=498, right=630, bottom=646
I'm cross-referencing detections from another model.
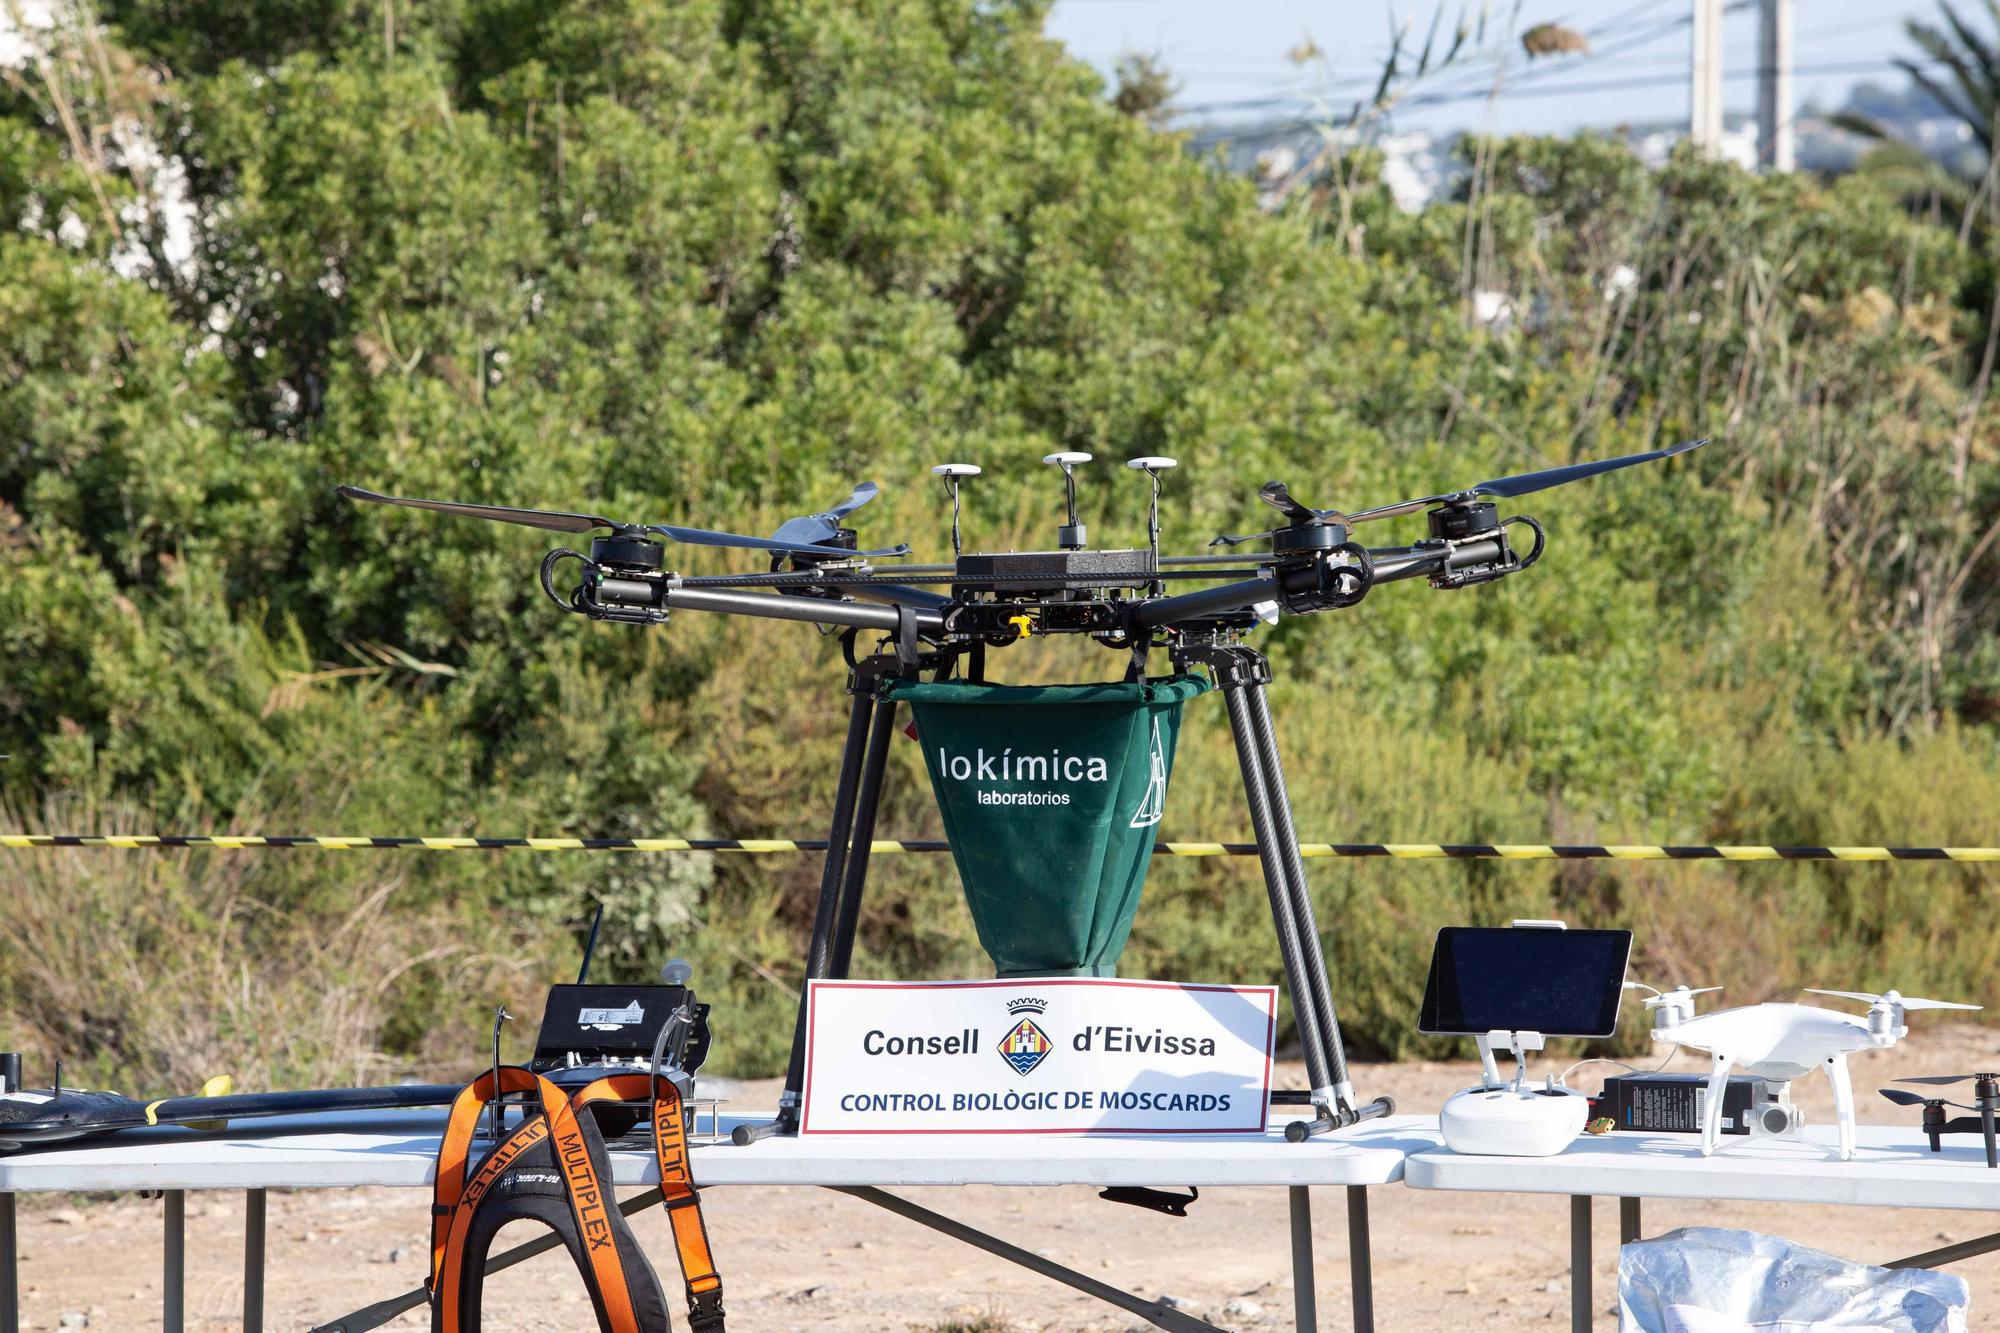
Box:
left=0, top=792, right=470, bottom=1093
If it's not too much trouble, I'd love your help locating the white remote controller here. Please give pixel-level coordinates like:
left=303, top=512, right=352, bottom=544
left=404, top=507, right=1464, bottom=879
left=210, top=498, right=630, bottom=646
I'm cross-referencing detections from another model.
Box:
left=1438, top=1029, right=1590, bottom=1156
left=1439, top=1081, right=1590, bottom=1156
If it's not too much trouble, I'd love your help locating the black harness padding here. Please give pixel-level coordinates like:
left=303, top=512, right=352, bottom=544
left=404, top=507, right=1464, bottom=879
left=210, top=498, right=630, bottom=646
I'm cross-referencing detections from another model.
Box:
left=433, top=1101, right=671, bottom=1332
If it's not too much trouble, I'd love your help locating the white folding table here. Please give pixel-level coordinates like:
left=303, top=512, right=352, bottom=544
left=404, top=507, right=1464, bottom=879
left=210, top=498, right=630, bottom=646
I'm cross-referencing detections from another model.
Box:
left=0, top=1110, right=1439, bottom=1332
left=1404, top=1123, right=2000, bottom=1332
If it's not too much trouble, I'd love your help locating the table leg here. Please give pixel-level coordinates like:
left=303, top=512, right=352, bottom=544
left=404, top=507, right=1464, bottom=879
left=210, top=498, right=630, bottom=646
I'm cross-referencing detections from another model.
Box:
left=2, top=1192, right=17, bottom=1332
left=1345, top=1185, right=1373, bottom=1333
left=164, top=1189, right=185, bottom=1333
left=1287, top=1186, right=1317, bottom=1332
left=1570, top=1195, right=1591, bottom=1333
left=1619, top=1197, right=1641, bottom=1246
left=244, top=1188, right=267, bottom=1332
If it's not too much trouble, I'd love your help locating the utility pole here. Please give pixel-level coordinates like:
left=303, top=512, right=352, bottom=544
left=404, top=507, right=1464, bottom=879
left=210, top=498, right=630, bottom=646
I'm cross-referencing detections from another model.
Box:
left=1690, top=0, right=1724, bottom=156
left=1757, top=0, right=1795, bottom=171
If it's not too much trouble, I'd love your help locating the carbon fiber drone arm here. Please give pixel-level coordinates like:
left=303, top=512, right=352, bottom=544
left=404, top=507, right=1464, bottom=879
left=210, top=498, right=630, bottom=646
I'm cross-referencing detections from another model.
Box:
left=1132, top=535, right=1510, bottom=629
left=604, top=581, right=947, bottom=635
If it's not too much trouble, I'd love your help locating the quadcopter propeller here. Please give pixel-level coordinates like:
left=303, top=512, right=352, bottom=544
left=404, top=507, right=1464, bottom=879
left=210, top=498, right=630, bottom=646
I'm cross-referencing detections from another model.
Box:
left=1209, top=439, right=1707, bottom=548
left=1880, top=1088, right=1977, bottom=1109
left=1804, top=989, right=1982, bottom=1012
left=1895, top=1073, right=2000, bottom=1086
left=1642, top=986, right=1721, bottom=1008
left=768, top=480, right=881, bottom=547
left=337, top=485, right=909, bottom=558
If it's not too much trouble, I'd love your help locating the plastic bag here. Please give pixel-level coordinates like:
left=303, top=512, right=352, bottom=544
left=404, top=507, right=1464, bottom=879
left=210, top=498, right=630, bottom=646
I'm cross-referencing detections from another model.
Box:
left=1619, top=1227, right=1969, bottom=1333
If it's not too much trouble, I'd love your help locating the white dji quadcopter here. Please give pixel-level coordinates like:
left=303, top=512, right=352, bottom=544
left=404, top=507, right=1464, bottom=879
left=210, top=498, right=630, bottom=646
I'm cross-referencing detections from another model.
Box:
left=1645, top=985, right=1981, bottom=1160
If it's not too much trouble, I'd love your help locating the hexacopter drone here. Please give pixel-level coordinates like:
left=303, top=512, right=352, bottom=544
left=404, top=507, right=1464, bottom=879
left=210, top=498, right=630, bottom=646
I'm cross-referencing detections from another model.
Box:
left=340, top=438, right=1703, bottom=1143
left=1647, top=986, right=1980, bottom=1160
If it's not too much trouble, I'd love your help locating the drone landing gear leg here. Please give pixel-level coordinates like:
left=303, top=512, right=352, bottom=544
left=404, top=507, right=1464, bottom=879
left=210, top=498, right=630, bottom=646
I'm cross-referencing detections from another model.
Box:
left=1702, top=1055, right=1731, bottom=1157
left=1202, top=644, right=1389, bottom=1140
left=1826, top=1055, right=1856, bottom=1162
left=1977, top=1076, right=1998, bottom=1169
left=742, top=660, right=899, bottom=1145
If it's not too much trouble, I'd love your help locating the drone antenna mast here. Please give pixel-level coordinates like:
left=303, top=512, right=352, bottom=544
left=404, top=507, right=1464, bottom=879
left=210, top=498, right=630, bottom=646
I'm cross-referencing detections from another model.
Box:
left=1043, top=451, right=1092, bottom=549
left=1128, top=457, right=1176, bottom=595
left=932, top=463, right=980, bottom=558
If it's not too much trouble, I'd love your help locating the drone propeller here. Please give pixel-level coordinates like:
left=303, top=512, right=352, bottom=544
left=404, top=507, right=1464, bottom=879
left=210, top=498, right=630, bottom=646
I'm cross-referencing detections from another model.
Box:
left=1209, top=439, right=1707, bottom=548
left=337, top=485, right=909, bottom=559
left=1895, top=1073, right=2000, bottom=1086
left=1642, top=986, right=1721, bottom=1009
left=1210, top=481, right=1345, bottom=548
left=1805, top=989, right=1982, bottom=1012
left=768, top=480, right=881, bottom=547
left=336, top=486, right=624, bottom=534
left=1341, top=438, right=1709, bottom=527
left=1258, top=480, right=1336, bottom=527
left=1880, top=1088, right=1977, bottom=1109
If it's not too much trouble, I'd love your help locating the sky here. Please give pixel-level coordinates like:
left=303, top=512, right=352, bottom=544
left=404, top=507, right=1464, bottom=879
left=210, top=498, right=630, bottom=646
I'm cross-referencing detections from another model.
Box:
left=1044, top=0, right=1943, bottom=134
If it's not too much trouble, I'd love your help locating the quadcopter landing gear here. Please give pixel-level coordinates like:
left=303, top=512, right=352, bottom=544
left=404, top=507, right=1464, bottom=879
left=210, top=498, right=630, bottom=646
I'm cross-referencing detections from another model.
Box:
left=1826, top=1054, right=1856, bottom=1162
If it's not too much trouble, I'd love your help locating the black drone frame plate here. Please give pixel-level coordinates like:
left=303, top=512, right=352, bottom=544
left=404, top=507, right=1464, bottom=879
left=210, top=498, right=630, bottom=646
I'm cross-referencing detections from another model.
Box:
left=954, top=548, right=1157, bottom=594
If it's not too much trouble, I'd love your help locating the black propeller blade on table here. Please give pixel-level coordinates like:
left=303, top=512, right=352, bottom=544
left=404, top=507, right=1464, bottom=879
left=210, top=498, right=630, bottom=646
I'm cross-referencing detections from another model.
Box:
left=1341, top=437, right=1709, bottom=526
left=337, top=485, right=910, bottom=558
left=1880, top=1088, right=1977, bottom=1109
left=769, top=480, right=881, bottom=547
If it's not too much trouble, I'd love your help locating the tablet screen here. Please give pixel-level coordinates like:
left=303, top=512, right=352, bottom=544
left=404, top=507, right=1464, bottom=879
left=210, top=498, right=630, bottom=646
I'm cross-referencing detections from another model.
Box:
left=1418, top=927, right=1631, bottom=1037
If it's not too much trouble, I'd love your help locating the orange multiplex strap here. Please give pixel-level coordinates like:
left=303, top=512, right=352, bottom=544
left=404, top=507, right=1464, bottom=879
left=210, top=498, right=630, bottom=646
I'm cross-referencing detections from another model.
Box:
left=546, top=1091, right=643, bottom=1333
left=577, top=1074, right=726, bottom=1331
left=430, top=1067, right=546, bottom=1279
left=429, top=1069, right=646, bottom=1333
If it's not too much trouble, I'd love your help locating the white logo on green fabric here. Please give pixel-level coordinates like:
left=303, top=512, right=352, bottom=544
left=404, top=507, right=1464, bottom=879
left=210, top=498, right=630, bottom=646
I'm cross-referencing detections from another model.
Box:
left=936, top=747, right=1112, bottom=784
left=1128, top=718, right=1167, bottom=828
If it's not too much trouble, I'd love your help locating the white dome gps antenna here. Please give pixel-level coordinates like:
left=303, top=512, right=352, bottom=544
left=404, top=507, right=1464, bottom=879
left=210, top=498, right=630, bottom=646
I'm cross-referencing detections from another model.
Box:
left=931, top=463, right=980, bottom=557
left=1042, top=451, right=1092, bottom=549
left=1128, top=456, right=1176, bottom=593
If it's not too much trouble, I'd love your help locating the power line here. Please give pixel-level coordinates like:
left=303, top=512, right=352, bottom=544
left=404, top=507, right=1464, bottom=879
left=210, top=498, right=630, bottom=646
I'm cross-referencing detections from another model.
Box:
left=1175, top=57, right=1949, bottom=122
left=1173, top=1, right=1723, bottom=120
left=1102, top=0, right=1736, bottom=115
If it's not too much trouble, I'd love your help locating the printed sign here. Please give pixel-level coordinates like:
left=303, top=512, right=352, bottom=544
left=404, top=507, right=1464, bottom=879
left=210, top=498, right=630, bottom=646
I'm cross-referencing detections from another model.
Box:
left=800, top=977, right=1277, bottom=1134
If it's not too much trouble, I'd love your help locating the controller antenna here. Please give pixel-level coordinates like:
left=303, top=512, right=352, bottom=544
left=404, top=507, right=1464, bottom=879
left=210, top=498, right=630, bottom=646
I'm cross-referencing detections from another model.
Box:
left=575, top=900, right=605, bottom=985
left=1127, top=456, right=1176, bottom=593
left=1044, top=451, right=1092, bottom=549
left=487, top=1006, right=513, bottom=1143
left=932, top=464, right=980, bottom=557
